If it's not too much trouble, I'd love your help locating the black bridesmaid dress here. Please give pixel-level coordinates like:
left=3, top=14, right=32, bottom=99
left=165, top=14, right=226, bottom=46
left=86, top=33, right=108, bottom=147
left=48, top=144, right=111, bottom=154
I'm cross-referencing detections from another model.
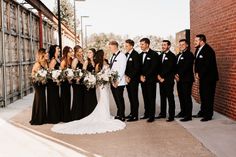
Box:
left=47, top=60, right=60, bottom=124
left=60, top=65, right=72, bottom=122
left=30, top=67, right=47, bottom=125
left=83, top=63, right=97, bottom=117
left=71, top=61, right=84, bottom=120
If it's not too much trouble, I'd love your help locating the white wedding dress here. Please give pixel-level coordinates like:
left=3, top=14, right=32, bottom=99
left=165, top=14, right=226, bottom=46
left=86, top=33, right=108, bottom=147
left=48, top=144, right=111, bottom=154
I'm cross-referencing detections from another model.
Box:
left=51, top=80, right=126, bottom=135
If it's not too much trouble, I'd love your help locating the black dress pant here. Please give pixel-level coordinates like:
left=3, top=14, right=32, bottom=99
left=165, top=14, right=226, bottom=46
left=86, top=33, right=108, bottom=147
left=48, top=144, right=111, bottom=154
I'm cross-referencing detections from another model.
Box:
left=177, top=81, right=193, bottom=118
left=141, top=82, right=156, bottom=118
left=111, top=85, right=125, bottom=118
left=159, top=81, right=175, bottom=119
left=199, top=80, right=216, bottom=119
left=126, top=80, right=139, bottom=117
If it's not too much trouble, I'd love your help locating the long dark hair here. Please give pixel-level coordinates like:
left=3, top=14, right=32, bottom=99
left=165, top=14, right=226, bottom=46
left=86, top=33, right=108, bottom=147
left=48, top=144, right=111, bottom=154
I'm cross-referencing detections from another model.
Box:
left=95, top=49, right=104, bottom=71
left=62, top=46, right=72, bottom=66
left=88, top=48, right=96, bottom=64
left=48, top=45, right=58, bottom=60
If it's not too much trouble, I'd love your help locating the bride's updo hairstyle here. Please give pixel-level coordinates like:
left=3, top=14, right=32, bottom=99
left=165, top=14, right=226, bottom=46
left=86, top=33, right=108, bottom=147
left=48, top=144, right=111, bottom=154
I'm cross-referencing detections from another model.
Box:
left=95, top=49, right=104, bottom=72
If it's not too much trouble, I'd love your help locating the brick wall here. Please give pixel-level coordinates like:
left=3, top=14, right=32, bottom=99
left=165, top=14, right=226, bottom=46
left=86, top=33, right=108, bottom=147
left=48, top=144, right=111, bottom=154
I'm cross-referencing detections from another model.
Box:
left=190, top=0, right=236, bottom=120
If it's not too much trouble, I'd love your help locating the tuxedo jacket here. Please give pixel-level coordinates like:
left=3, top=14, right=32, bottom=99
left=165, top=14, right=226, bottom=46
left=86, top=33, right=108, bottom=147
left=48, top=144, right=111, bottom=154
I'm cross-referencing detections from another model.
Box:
left=109, top=51, right=127, bottom=86
left=125, top=49, right=141, bottom=82
left=140, top=49, right=159, bottom=83
left=176, top=50, right=194, bottom=83
left=159, top=51, right=176, bottom=83
left=195, top=44, right=219, bottom=82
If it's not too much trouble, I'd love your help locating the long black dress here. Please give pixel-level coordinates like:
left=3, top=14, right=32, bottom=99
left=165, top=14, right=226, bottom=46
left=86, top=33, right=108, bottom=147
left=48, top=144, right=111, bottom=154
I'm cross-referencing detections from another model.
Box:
left=83, top=63, right=97, bottom=117
left=71, top=61, right=84, bottom=120
left=60, top=65, right=72, bottom=122
left=30, top=67, right=47, bottom=125
left=47, top=59, right=61, bottom=124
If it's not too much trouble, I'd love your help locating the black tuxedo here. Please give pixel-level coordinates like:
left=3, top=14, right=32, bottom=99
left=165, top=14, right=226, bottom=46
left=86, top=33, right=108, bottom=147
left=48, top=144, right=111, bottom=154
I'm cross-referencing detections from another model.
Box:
left=176, top=50, right=194, bottom=118
left=140, top=49, right=159, bottom=118
left=125, top=49, right=140, bottom=118
left=158, top=51, right=176, bottom=119
left=195, top=44, right=219, bottom=119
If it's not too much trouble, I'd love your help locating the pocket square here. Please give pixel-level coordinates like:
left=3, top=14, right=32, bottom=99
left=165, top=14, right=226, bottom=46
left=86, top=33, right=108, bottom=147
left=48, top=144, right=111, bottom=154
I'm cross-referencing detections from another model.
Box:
left=147, top=57, right=151, bottom=60
left=129, top=58, right=132, bottom=61
left=180, top=57, right=184, bottom=60
left=199, top=55, right=203, bottom=58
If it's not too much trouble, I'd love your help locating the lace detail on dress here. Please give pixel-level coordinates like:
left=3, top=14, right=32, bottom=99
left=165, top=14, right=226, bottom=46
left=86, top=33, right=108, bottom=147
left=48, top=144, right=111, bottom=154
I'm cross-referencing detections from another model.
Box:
left=51, top=84, right=126, bottom=134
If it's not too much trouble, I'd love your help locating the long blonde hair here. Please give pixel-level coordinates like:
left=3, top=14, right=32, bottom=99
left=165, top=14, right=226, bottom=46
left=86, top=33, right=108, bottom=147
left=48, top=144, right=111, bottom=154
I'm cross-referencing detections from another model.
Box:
left=36, top=48, right=47, bottom=66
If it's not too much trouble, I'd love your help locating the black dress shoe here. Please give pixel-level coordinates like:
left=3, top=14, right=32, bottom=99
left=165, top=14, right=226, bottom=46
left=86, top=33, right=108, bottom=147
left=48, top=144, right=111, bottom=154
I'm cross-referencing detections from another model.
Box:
left=180, top=117, right=192, bottom=122
left=125, top=114, right=133, bottom=119
left=140, top=115, right=149, bottom=119
left=115, top=116, right=120, bottom=119
left=147, top=117, right=155, bottom=123
left=192, top=114, right=203, bottom=118
left=166, top=118, right=174, bottom=122
left=175, top=113, right=185, bottom=118
left=200, top=117, right=212, bottom=122
left=127, top=117, right=138, bottom=122
left=155, top=115, right=166, bottom=119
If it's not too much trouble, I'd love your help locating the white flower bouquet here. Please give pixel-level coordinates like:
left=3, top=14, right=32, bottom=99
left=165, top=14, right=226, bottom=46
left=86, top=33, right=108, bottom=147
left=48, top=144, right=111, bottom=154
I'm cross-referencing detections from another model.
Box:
left=83, top=71, right=97, bottom=90
left=61, top=68, right=74, bottom=83
left=73, top=68, right=84, bottom=84
left=31, top=68, right=48, bottom=85
left=51, top=69, right=62, bottom=85
left=96, top=68, right=112, bottom=87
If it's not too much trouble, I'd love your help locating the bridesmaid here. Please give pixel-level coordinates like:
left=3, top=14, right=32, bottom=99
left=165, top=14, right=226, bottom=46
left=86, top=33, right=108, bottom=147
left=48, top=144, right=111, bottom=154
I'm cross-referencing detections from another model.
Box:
left=60, top=46, right=74, bottom=122
left=71, top=45, right=84, bottom=120
left=30, top=48, right=48, bottom=125
left=82, top=48, right=98, bottom=117
left=47, top=45, right=61, bottom=124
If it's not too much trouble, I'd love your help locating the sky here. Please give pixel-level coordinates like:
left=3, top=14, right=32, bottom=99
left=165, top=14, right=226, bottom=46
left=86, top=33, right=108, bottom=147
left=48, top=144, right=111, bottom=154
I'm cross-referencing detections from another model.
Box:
left=41, top=0, right=190, bottom=38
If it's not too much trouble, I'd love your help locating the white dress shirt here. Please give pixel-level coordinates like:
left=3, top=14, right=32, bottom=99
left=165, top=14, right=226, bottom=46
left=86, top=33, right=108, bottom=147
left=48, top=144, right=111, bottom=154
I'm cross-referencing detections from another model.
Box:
left=196, top=44, right=204, bottom=58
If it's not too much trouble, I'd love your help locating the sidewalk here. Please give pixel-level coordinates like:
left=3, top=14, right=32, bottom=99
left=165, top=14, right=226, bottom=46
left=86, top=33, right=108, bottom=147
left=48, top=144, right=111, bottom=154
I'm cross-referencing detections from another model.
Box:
left=0, top=85, right=235, bottom=157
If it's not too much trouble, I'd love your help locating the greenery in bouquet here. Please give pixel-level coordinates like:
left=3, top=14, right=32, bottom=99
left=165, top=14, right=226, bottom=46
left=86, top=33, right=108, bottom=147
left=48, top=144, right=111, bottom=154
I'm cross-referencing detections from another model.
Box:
left=83, top=70, right=97, bottom=90
left=110, top=70, right=119, bottom=83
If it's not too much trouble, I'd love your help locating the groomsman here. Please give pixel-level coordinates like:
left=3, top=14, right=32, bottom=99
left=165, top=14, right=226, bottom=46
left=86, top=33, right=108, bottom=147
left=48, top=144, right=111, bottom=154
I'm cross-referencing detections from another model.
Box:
left=175, top=39, right=194, bottom=122
left=109, top=40, right=127, bottom=121
left=139, top=38, right=159, bottom=123
left=194, top=34, right=219, bottom=121
left=124, top=39, right=140, bottom=122
left=157, top=40, right=176, bottom=122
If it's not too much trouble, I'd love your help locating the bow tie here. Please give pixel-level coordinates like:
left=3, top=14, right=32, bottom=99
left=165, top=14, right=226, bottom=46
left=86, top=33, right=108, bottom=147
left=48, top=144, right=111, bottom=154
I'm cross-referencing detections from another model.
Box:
left=125, top=53, right=129, bottom=57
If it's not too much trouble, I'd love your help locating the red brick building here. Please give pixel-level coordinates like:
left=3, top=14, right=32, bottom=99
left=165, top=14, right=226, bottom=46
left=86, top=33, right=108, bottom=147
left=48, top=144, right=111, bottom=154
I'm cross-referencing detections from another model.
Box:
left=190, top=0, right=236, bottom=120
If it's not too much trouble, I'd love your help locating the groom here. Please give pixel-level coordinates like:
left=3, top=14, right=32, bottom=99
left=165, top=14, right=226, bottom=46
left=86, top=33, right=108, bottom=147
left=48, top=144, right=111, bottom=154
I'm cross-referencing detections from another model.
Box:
left=109, top=40, right=127, bottom=121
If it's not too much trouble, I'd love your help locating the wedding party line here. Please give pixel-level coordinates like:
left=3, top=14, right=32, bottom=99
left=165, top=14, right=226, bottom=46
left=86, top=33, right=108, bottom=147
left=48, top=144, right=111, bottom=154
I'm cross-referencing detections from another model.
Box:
left=30, top=34, right=218, bottom=135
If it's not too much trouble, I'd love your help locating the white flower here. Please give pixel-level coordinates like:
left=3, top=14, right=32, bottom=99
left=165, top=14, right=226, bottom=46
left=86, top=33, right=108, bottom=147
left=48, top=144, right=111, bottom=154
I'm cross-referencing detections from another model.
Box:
left=52, top=70, right=61, bottom=79
left=38, top=69, right=47, bottom=77
left=66, top=68, right=74, bottom=77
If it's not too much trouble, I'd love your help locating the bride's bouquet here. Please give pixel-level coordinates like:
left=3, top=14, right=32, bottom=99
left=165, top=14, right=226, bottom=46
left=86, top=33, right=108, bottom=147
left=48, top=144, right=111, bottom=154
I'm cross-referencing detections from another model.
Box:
left=51, top=69, right=63, bottom=85
left=31, top=68, right=49, bottom=85
left=73, top=68, right=84, bottom=84
left=83, top=71, right=97, bottom=90
left=96, top=68, right=111, bottom=87
left=110, top=70, right=119, bottom=83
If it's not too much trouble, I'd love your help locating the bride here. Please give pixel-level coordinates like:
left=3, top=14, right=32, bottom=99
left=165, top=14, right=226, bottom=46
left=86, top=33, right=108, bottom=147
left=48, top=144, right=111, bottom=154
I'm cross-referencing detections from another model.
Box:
left=51, top=49, right=126, bottom=134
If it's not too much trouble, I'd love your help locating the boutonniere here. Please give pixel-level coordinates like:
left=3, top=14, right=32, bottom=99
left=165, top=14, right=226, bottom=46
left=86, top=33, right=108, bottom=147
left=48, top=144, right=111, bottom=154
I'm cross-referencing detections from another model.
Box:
left=164, top=57, right=168, bottom=60
left=129, top=58, right=132, bottom=61
left=180, top=57, right=184, bottom=60
left=199, top=55, right=203, bottom=58
left=147, top=57, right=151, bottom=60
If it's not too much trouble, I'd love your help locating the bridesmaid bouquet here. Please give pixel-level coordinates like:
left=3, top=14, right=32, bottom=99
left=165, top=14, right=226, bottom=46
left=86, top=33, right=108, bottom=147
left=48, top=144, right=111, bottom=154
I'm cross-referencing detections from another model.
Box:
left=73, top=68, right=84, bottom=84
left=51, top=69, right=62, bottom=85
left=61, top=68, right=74, bottom=83
left=83, top=71, right=97, bottom=90
left=31, top=68, right=49, bottom=85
